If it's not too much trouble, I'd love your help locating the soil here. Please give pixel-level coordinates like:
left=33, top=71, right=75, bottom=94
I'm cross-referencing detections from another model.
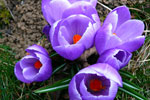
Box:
left=0, top=0, right=146, bottom=59
left=0, top=0, right=50, bottom=59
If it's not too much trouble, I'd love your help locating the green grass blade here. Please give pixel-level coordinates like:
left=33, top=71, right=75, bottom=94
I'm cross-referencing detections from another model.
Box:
left=123, top=82, right=142, bottom=91
left=123, top=79, right=142, bottom=91
left=34, top=84, right=69, bottom=93
left=34, top=78, right=71, bottom=93
left=50, top=52, right=58, bottom=57
left=119, top=70, right=136, bottom=79
left=52, top=63, right=66, bottom=75
left=71, top=66, right=75, bottom=77
left=119, top=87, right=148, bottom=100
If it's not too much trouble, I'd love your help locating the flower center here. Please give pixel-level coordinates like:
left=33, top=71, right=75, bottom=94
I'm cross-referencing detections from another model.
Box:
left=89, top=79, right=105, bottom=92
left=73, top=34, right=81, bottom=44
left=113, top=33, right=117, bottom=35
left=34, top=61, right=42, bottom=69
left=26, top=52, right=30, bottom=55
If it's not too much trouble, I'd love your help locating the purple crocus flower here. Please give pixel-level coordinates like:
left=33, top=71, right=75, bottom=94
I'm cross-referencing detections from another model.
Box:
left=14, top=44, right=52, bottom=83
left=97, top=49, right=132, bottom=70
left=42, top=0, right=97, bottom=25
left=42, top=24, right=51, bottom=41
left=68, top=0, right=97, bottom=7
left=95, top=6, right=145, bottom=55
left=49, top=2, right=100, bottom=60
left=69, top=63, right=122, bottom=100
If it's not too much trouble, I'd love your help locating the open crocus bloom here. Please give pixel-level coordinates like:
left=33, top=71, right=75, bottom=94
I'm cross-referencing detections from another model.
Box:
left=49, top=2, right=100, bottom=60
left=69, top=63, right=122, bottom=100
left=14, top=45, right=52, bottom=83
left=97, top=49, right=132, bottom=70
left=68, top=0, right=97, bottom=7
left=42, top=0, right=97, bottom=25
left=95, top=6, right=145, bottom=55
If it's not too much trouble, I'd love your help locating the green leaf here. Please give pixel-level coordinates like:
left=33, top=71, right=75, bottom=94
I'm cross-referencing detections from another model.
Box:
left=123, top=79, right=142, bottom=91
left=119, top=70, right=136, bottom=79
left=34, top=84, right=69, bottom=93
left=75, top=64, right=80, bottom=72
left=52, top=63, right=66, bottom=75
left=34, top=78, right=71, bottom=93
left=0, top=32, right=3, bottom=38
left=119, top=87, right=147, bottom=100
left=50, top=52, right=58, bottom=57
left=123, top=82, right=142, bottom=91
left=71, top=66, right=75, bottom=77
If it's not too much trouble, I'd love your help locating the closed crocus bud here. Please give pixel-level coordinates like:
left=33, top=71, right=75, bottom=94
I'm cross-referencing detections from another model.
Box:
left=14, top=44, right=52, bottom=83
left=69, top=63, right=122, bottom=100
left=50, top=2, right=100, bottom=60
left=42, top=0, right=97, bottom=25
left=95, top=6, right=145, bottom=55
left=97, top=49, right=132, bottom=70
left=42, top=25, right=51, bottom=41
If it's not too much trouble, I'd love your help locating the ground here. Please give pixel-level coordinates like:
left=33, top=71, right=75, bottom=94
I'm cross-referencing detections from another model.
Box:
left=0, top=0, right=150, bottom=100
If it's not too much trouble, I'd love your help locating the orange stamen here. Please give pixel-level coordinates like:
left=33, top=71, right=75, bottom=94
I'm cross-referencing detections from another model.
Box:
left=34, top=61, right=42, bottom=69
left=113, top=33, right=117, bottom=35
left=73, top=34, right=82, bottom=44
left=26, top=52, right=30, bottom=55
left=89, top=79, right=105, bottom=92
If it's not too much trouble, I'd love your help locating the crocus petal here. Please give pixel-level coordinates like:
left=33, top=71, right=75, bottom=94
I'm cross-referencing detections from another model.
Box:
left=26, top=44, right=49, bottom=56
left=23, top=67, right=38, bottom=81
left=115, top=20, right=145, bottom=41
left=42, top=24, right=51, bottom=41
left=61, top=14, right=93, bottom=36
left=62, top=1, right=98, bottom=20
left=42, top=0, right=71, bottom=25
left=77, top=63, right=122, bottom=86
left=104, top=35, right=122, bottom=53
left=117, top=36, right=145, bottom=52
left=58, top=26, right=73, bottom=44
left=89, top=63, right=122, bottom=87
left=77, top=22, right=95, bottom=49
left=80, top=79, right=97, bottom=98
left=92, top=14, right=101, bottom=31
left=82, top=80, right=118, bottom=100
left=69, top=77, right=82, bottom=100
left=20, top=55, right=38, bottom=69
left=97, top=49, right=132, bottom=70
left=34, top=52, right=52, bottom=80
left=58, top=27, right=72, bottom=45
left=95, top=24, right=122, bottom=55
left=111, top=6, right=131, bottom=29
left=104, top=80, right=118, bottom=100
left=50, top=20, right=61, bottom=47
left=68, top=0, right=97, bottom=7
left=54, top=43, right=85, bottom=60
left=103, top=11, right=118, bottom=33
left=14, top=62, right=32, bottom=83
left=95, top=28, right=109, bottom=55
left=62, top=2, right=100, bottom=31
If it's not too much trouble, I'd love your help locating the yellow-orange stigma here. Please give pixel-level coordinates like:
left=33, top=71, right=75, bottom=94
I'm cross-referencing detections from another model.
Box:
left=73, top=34, right=82, bottom=44
left=26, top=52, right=30, bottom=55
left=89, top=79, right=105, bottom=92
left=113, top=33, right=117, bottom=35
left=34, top=61, right=42, bottom=69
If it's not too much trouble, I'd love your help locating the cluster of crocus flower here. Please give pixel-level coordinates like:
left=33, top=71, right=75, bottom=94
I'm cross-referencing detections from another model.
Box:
left=14, top=0, right=145, bottom=100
